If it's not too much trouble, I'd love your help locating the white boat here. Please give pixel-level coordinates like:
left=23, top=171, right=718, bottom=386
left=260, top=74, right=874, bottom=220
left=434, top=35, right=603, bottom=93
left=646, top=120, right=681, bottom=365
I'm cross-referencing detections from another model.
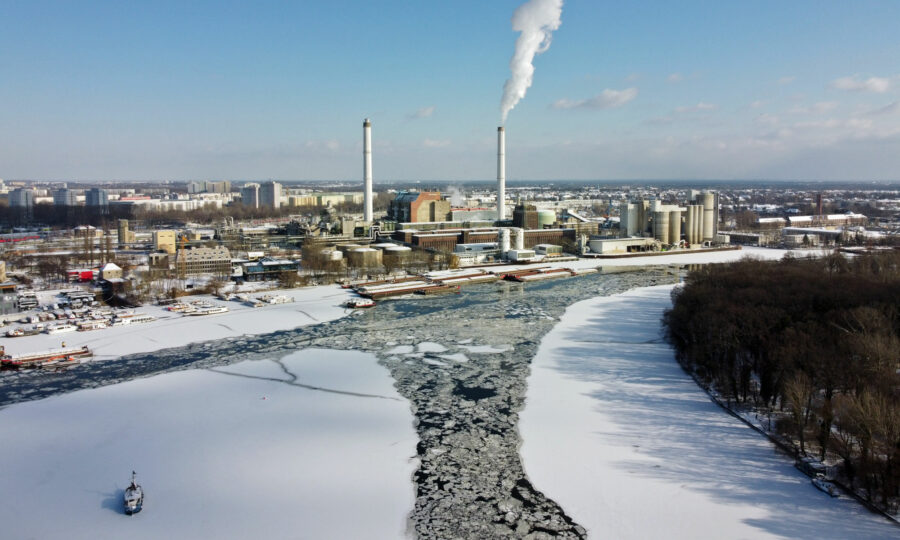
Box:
left=185, top=306, right=229, bottom=316
left=123, top=471, right=144, bottom=515
left=812, top=474, right=839, bottom=497
left=345, top=298, right=376, bottom=308
left=46, top=324, right=78, bottom=334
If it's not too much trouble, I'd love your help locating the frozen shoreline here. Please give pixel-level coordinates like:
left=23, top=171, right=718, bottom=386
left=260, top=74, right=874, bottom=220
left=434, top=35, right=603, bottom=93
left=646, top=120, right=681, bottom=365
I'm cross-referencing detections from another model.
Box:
left=520, top=284, right=898, bottom=539
left=2, top=285, right=355, bottom=361
left=0, top=348, right=418, bottom=539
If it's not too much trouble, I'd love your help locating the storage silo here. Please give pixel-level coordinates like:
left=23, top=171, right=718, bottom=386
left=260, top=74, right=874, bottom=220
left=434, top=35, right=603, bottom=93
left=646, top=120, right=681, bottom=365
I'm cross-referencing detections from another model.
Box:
left=338, top=244, right=362, bottom=255
left=537, top=210, right=556, bottom=229
left=500, top=229, right=511, bottom=254
left=348, top=247, right=382, bottom=268
left=684, top=207, right=695, bottom=244
left=669, top=210, right=681, bottom=245
left=514, top=227, right=525, bottom=250
left=702, top=192, right=716, bottom=241
left=653, top=211, right=670, bottom=245
left=382, top=245, right=411, bottom=267
left=694, top=205, right=703, bottom=243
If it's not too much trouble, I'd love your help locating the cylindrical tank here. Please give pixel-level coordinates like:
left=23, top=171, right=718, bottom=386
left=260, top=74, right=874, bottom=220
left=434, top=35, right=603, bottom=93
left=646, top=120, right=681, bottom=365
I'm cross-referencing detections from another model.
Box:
left=371, top=243, right=397, bottom=250
left=702, top=192, right=716, bottom=241
left=500, top=229, right=511, bottom=253
left=695, top=205, right=703, bottom=243
left=348, top=247, right=382, bottom=268
left=669, top=210, right=681, bottom=245
left=337, top=244, right=362, bottom=255
left=537, top=210, right=556, bottom=229
left=382, top=246, right=411, bottom=267
left=653, top=211, right=670, bottom=245
left=684, top=207, right=695, bottom=244
left=514, top=228, right=525, bottom=250
left=321, top=249, right=343, bottom=261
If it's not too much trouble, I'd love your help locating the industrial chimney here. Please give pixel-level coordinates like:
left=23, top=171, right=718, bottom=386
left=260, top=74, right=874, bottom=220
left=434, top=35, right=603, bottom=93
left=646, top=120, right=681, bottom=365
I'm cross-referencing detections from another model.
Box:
left=497, top=126, right=506, bottom=221
left=363, top=119, right=373, bottom=222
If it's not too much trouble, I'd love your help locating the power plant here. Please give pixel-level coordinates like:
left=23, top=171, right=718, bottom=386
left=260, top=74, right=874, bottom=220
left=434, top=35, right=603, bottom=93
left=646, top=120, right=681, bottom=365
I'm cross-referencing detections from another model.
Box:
left=618, top=191, right=720, bottom=247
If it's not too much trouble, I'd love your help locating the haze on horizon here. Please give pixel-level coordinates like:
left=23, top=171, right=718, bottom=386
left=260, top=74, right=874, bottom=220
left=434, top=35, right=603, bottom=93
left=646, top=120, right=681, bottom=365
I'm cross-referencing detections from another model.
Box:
left=1, top=1, right=899, bottom=182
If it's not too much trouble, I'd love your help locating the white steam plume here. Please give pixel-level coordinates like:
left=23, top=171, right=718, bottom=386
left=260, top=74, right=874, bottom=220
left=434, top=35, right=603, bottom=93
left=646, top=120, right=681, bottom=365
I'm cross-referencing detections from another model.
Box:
left=500, top=0, right=563, bottom=124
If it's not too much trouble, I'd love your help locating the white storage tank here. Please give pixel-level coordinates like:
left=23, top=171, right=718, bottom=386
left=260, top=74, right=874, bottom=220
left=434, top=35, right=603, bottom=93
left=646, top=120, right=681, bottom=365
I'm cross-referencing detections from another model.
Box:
left=537, top=210, right=556, bottom=228
left=347, top=247, right=382, bottom=268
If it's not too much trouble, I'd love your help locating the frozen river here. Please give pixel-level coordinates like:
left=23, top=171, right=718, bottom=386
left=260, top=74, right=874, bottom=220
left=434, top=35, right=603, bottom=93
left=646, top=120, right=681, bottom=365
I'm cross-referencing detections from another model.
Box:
left=1, top=266, right=680, bottom=538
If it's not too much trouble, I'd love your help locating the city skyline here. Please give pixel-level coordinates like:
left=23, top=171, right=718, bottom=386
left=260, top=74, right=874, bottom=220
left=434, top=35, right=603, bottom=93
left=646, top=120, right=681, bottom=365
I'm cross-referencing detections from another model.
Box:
left=2, top=1, right=900, bottom=181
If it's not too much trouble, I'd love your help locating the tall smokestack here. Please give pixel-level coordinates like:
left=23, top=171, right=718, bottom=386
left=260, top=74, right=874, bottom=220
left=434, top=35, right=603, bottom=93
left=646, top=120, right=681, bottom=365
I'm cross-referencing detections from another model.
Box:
left=363, top=118, right=373, bottom=222
left=497, top=126, right=506, bottom=221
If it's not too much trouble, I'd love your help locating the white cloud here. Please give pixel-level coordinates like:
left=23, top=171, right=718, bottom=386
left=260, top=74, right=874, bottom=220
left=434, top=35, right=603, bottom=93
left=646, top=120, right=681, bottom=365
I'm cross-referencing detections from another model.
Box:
left=788, top=101, right=838, bottom=115
left=749, top=100, right=766, bottom=109
left=829, top=75, right=890, bottom=93
left=778, top=76, right=796, bottom=85
left=755, top=113, right=779, bottom=126
left=408, top=106, right=436, bottom=120
left=667, top=73, right=683, bottom=83
left=867, top=101, right=900, bottom=116
left=551, top=87, right=638, bottom=110
left=422, top=139, right=450, bottom=148
left=674, top=102, right=717, bottom=113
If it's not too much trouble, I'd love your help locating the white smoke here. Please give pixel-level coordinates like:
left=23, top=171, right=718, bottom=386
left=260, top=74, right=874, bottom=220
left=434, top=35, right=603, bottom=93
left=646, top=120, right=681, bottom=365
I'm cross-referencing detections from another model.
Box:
left=500, top=0, right=563, bottom=124
left=446, top=185, right=465, bottom=207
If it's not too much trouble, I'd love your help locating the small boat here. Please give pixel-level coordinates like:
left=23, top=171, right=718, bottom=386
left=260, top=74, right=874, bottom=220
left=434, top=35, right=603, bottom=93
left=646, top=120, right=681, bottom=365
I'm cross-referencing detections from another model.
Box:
left=185, top=306, right=229, bottom=316
left=345, top=298, right=376, bottom=308
left=124, top=471, right=144, bottom=515
left=46, top=324, right=78, bottom=334
left=812, top=474, right=839, bottom=497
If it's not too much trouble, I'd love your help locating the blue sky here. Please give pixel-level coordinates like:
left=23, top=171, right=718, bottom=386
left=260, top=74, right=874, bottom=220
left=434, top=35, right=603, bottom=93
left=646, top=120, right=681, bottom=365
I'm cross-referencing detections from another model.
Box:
left=2, top=0, right=899, bottom=181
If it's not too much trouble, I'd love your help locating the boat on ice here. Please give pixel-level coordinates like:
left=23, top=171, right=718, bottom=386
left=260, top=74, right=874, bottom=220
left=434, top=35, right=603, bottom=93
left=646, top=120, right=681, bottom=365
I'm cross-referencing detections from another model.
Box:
left=0, top=345, right=93, bottom=368
left=185, top=306, right=229, bottom=316
left=812, top=474, right=839, bottom=497
left=124, top=471, right=144, bottom=515
left=345, top=298, right=376, bottom=308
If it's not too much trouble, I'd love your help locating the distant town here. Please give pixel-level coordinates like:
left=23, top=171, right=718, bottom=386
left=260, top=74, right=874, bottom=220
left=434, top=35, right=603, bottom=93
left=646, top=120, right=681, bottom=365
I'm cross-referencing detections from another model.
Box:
left=0, top=171, right=898, bottom=314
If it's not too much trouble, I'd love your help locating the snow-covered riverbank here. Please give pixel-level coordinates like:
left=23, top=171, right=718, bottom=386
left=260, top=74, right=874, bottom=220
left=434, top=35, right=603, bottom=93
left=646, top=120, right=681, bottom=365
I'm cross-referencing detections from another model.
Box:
left=520, top=285, right=898, bottom=539
left=0, top=348, right=417, bottom=539
left=2, top=286, right=355, bottom=361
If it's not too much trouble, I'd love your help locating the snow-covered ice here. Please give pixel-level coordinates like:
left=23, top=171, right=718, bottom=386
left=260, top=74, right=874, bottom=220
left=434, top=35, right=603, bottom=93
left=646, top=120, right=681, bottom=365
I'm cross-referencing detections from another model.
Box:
left=520, top=285, right=898, bottom=539
left=2, top=286, right=354, bottom=362
left=416, top=342, right=447, bottom=353
left=0, top=348, right=417, bottom=540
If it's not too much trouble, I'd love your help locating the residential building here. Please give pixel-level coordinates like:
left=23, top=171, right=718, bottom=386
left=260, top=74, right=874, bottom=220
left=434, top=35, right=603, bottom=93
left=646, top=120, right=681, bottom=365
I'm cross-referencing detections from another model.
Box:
left=85, top=188, right=109, bottom=208
left=175, top=246, right=232, bottom=276
left=53, top=188, right=78, bottom=206
left=260, top=181, right=282, bottom=209
left=241, top=183, right=260, bottom=208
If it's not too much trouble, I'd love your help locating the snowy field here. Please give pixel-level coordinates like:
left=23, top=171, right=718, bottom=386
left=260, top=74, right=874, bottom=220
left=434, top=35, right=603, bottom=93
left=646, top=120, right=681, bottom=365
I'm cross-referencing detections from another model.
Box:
left=0, top=348, right=417, bottom=540
left=520, top=285, right=898, bottom=539
left=2, top=285, right=355, bottom=361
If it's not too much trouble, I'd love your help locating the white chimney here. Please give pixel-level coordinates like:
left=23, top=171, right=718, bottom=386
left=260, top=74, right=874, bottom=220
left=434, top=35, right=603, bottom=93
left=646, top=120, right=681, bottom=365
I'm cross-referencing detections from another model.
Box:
left=497, top=126, right=506, bottom=221
left=363, top=118, right=373, bottom=222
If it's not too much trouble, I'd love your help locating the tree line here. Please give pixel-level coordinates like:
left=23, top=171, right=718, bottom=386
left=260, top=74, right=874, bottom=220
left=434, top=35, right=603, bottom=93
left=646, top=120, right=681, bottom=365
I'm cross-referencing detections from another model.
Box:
left=664, top=252, right=900, bottom=511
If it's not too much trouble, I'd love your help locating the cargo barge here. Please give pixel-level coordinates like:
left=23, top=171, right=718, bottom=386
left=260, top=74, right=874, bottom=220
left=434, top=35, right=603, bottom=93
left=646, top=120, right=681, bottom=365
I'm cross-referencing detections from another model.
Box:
left=0, top=345, right=93, bottom=368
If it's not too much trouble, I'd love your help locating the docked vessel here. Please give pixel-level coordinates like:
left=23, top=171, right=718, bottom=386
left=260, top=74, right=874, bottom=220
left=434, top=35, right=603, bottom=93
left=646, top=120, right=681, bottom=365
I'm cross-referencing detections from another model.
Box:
left=185, top=306, right=229, bottom=316
left=345, top=298, right=376, bottom=308
left=46, top=324, right=78, bottom=334
left=124, top=471, right=144, bottom=515
left=0, top=345, right=93, bottom=368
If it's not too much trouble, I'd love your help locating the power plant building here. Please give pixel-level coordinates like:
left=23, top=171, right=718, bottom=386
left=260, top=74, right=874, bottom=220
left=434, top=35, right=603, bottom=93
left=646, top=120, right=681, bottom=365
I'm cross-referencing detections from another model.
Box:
left=388, top=191, right=451, bottom=223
